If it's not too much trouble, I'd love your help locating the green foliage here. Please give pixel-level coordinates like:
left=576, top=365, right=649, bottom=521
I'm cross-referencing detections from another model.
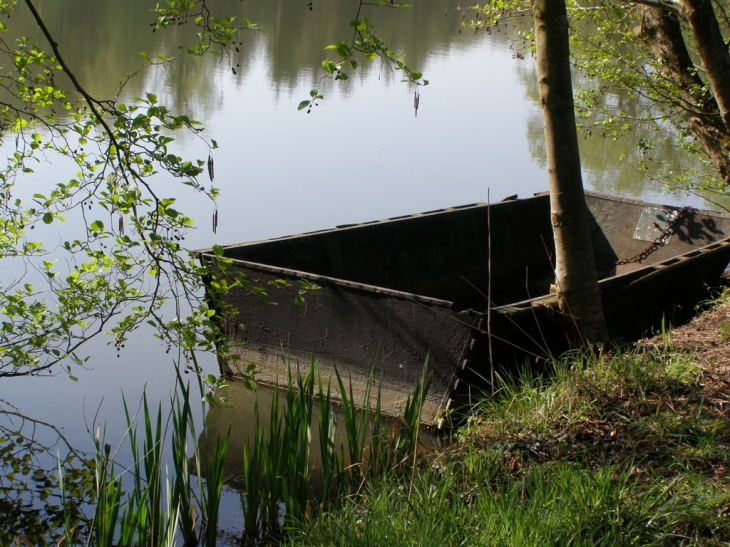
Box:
left=152, top=0, right=262, bottom=56
left=300, top=1, right=427, bottom=114
left=0, top=1, right=264, bottom=378
left=462, top=0, right=730, bottom=198
left=239, top=357, right=432, bottom=543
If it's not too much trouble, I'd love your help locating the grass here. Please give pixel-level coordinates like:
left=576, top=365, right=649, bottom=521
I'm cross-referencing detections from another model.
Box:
left=35, top=354, right=232, bottom=547
left=238, top=357, right=432, bottom=544
left=12, top=295, right=730, bottom=546
left=288, top=338, right=730, bottom=546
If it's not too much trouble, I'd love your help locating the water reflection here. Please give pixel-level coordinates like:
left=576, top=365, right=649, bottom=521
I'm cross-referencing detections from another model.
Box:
left=201, top=380, right=445, bottom=488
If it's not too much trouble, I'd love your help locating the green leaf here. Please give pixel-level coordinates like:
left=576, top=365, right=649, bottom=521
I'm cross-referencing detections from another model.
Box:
left=336, top=43, right=351, bottom=58
left=139, top=52, right=150, bottom=61
left=212, top=244, right=224, bottom=257
left=42, top=212, right=53, bottom=224
left=298, top=100, right=311, bottom=111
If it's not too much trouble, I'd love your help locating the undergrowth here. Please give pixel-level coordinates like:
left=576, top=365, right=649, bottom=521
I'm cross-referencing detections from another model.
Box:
left=290, top=337, right=730, bottom=546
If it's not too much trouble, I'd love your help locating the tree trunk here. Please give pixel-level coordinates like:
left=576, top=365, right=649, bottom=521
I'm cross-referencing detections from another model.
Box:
left=638, top=5, right=730, bottom=182
left=681, top=0, right=730, bottom=131
left=534, top=0, right=608, bottom=342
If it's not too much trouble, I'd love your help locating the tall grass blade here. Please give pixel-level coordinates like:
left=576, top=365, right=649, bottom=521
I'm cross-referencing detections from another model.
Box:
left=242, top=398, right=264, bottom=540
left=317, top=373, right=337, bottom=507
left=202, top=429, right=230, bottom=547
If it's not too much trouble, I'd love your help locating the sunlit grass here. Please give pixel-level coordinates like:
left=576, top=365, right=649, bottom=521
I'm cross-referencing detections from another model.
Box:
left=290, top=342, right=730, bottom=547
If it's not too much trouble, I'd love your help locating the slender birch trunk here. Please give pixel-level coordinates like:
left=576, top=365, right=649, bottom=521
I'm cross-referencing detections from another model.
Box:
left=534, top=0, right=608, bottom=342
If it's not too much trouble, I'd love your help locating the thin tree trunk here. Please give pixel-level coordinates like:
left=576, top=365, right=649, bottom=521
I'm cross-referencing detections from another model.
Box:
left=681, top=0, right=730, bottom=131
left=534, top=0, right=608, bottom=342
left=639, top=5, right=730, bottom=182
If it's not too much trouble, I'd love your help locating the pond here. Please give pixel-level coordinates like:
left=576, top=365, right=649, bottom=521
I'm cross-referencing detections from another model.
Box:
left=1, top=0, right=728, bottom=541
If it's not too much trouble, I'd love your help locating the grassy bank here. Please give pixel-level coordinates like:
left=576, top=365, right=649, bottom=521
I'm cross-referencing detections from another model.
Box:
left=288, top=301, right=730, bottom=546
left=9, top=299, right=730, bottom=546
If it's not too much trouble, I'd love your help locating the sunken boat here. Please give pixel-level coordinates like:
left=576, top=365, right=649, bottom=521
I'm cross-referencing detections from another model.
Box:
left=199, top=191, right=730, bottom=425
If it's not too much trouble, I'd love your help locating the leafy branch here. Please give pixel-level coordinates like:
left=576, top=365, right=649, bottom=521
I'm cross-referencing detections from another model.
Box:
left=300, top=0, right=428, bottom=114
left=0, top=1, right=261, bottom=377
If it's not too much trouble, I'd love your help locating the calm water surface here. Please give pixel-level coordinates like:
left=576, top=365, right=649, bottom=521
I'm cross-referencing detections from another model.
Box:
left=1, top=0, right=726, bottom=534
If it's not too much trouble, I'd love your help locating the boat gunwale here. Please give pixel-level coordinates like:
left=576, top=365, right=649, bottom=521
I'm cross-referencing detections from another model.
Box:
left=193, top=199, right=536, bottom=253
left=199, top=255, right=456, bottom=309
left=493, top=235, right=730, bottom=313
left=582, top=190, right=730, bottom=219
left=198, top=191, right=730, bottom=316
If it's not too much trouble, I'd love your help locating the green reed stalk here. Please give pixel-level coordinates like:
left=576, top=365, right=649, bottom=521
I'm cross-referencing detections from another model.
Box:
left=282, top=364, right=314, bottom=527
left=171, top=373, right=198, bottom=547
left=367, top=382, right=386, bottom=479
left=317, top=374, right=337, bottom=507
left=141, top=396, right=164, bottom=546
left=202, top=430, right=230, bottom=547
left=57, top=456, right=79, bottom=547
left=262, top=383, right=286, bottom=535
left=162, top=472, right=181, bottom=547
left=122, top=392, right=166, bottom=547
left=334, top=366, right=373, bottom=488
left=91, top=433, right=122, bottom=547
left=242, top=398, right=264, bottom=540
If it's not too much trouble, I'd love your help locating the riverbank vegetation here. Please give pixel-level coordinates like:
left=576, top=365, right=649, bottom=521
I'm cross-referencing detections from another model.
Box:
left=7, top=289, right=730, bottom=545
left=288, top=291, right=730, bottom=546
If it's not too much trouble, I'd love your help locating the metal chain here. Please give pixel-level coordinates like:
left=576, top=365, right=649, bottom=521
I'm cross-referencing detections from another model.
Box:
left=616, top=206, right=690, bottom=265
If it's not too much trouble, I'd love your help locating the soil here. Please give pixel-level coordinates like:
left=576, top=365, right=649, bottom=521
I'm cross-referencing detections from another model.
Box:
left=644, top=295, right=730, bottom=411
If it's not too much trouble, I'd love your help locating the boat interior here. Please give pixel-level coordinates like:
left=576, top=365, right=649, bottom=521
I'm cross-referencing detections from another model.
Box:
left=217, top=192, right=730, bottom=312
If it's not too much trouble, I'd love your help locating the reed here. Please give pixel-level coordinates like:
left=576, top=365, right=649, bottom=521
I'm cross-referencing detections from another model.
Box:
left=334, top=366, right=374, bottom=488
left=281, top=364, right=314, bottom=528
left=171, top=374, right=197, bottom=547
left=201, top=431, right=230, bottom=547
left=46, top=354, right=431, bottom=546
left=51, top=356, right=231, bottom=547
left=122, top=393, right=165, bottom=546
left=261, top=384, right=286, bottom=534
left=239, top=356, right=432, bottom=543
left=241, top=399, right=264, bottom=539
left=90, top=432, right=122, bottom=547
left=317, top=376, right=337, bottom=508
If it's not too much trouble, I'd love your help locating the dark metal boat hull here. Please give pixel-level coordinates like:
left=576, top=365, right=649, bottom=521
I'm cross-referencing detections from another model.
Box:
left=200, top=192, right=730, bottom=425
